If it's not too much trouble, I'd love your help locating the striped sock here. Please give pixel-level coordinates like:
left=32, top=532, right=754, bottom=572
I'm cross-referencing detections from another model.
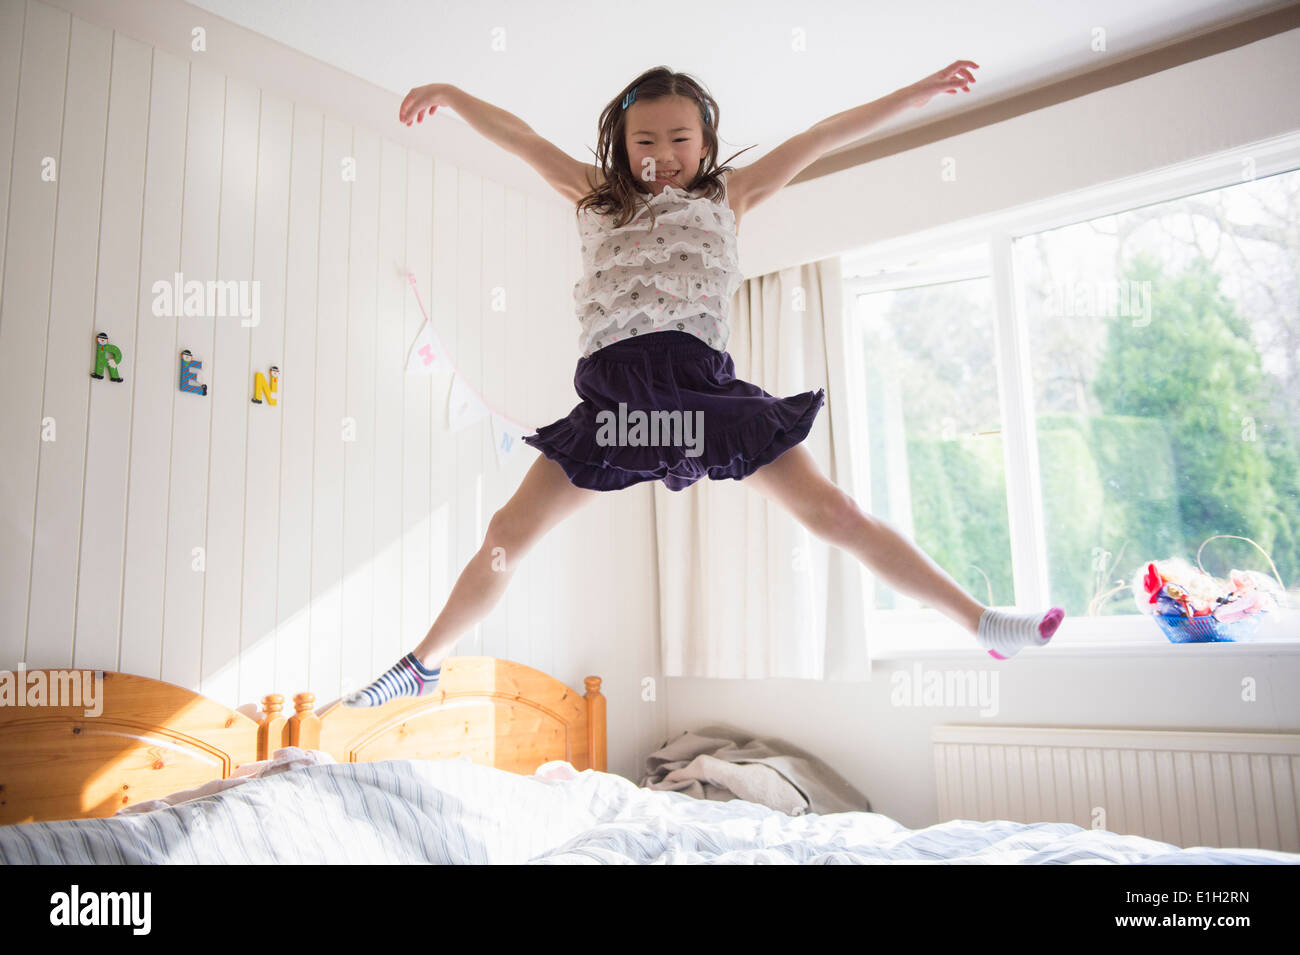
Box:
left=345, top=652, right=441, bottom=707
left=976, top=606, right=1064, bottom=660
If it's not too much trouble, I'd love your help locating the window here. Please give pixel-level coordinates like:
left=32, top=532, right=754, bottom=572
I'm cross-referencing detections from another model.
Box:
left=844, top=144, right=1300, bottom=652
left=852, top=253, right=1012, bottom=612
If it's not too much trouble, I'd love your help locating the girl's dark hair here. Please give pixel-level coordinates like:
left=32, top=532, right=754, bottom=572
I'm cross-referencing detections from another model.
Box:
left=576, top=66, right=755, bottom=230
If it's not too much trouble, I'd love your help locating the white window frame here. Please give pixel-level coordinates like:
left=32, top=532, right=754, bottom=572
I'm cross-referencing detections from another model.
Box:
left=842, top=132, right=1300, bottom=657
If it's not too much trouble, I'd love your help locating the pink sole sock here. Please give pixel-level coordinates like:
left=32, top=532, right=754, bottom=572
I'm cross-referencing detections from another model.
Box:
left=978, top=607, right=1065, bottom=660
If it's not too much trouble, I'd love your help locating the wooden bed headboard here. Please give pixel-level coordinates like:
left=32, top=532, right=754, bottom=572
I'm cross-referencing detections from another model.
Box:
left=0, top=659, right=606, bottom=824
left=0, top=670, right=278, bottom=825
left=289, top=657, right=607, bottom=773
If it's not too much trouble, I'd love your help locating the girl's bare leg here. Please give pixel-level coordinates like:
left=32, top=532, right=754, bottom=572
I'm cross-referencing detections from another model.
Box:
left=346, top=455, right=601, bottom=705
left=743, top=444, right=987, bottom=633
left=745, top=443, right=1064, bottom=657
left=412, top=454, right=603, bottom=667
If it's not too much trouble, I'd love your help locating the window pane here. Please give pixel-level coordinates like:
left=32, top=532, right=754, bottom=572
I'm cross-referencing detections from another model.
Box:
left=856, top=276, right=1013, bottom=610
left=1015, top=168, right=1300, bottom=618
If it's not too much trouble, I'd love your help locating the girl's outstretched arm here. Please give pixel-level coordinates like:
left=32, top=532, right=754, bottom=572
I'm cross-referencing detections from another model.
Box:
left=399, top=83, right=595, bottom=203
left=730, top=61, right=979, bottom=220
left=400, top=83, right=534, bottom=151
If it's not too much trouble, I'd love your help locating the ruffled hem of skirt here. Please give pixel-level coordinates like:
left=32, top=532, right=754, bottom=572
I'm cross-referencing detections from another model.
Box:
left=520, top=387, right=826, bottom=492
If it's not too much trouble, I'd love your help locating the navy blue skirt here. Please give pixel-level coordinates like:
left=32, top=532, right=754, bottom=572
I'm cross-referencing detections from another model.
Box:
left=521, top=330, right=826, bottom=492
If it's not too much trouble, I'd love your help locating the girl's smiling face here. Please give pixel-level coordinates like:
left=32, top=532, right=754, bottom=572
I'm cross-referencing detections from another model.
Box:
left=624, top=95, right=709, bottom=195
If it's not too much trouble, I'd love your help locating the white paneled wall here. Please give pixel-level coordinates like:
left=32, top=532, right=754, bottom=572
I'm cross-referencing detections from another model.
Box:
left=1, top=0, right=662, bottom=776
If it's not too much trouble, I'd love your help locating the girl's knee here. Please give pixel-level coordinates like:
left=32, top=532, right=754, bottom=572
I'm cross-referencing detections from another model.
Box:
left=817, top=490, right=866, bottom=545
left=486, top=509, right=529, bottom=555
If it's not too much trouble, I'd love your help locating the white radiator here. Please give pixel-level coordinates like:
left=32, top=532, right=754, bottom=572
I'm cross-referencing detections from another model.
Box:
left=932, top=725, right=1300, bottom=852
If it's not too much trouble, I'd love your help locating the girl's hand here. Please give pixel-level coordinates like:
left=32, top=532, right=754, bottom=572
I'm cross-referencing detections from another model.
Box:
left=400, top=83, right=448, bottom=126
left=902, top=61, right=979, bottom=109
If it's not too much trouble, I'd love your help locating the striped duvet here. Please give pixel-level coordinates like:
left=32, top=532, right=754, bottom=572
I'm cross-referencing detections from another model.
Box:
left=1, top=758, right=1297, bottom=864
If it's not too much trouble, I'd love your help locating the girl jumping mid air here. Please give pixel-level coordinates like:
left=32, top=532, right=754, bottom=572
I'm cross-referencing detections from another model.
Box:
left=348, top=61, right=1063, bottom=706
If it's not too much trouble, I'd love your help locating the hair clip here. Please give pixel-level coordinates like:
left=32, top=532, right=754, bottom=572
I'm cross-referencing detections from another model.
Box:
left=620, top=83, right=711, bottom=124
left=687, top=87, right=711, bottom=124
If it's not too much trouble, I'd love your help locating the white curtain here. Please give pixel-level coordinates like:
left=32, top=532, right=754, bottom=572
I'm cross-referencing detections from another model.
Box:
left=654, top=257, right=873, bottom=680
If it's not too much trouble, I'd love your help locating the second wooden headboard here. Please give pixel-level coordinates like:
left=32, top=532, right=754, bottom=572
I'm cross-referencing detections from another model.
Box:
left=287, top=657, right=607, bottom=773
left=0, top=670, right=272, bottom=824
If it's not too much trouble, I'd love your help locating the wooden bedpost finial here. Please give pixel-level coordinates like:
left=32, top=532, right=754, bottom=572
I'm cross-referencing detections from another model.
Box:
left=288, top=692, right=321, bottom=750
left=257, top=694, right=288, bottom=760
left=583, top=676, right=606, bottom=773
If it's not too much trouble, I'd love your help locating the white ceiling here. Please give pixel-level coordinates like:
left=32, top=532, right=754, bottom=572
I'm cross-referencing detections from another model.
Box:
left=184, top=0, right=1288, bottom=165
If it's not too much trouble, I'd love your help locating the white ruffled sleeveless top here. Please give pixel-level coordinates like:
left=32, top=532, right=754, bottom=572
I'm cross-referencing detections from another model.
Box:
left=574, top=171, right=741, bottom=358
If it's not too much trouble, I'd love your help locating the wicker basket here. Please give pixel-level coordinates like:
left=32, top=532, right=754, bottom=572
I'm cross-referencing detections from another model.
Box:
left=1148, top=535, right=1284, bottom=644
left=1152, top=610, right=1260, bottom=643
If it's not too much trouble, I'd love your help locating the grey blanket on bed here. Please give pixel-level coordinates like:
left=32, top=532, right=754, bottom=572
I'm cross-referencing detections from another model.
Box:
left=5, top=753, right=1299, bottom=864
left=639, top=726, right=870, bottom=815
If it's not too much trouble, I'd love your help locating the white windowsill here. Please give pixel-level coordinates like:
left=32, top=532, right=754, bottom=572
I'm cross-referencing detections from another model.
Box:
left=866, top=607, right=1300, bottom=661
